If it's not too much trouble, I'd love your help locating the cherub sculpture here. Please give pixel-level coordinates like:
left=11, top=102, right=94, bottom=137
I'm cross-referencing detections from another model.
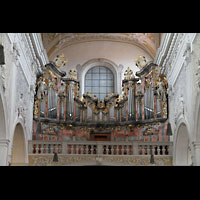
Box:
left=68, top=68, right=77, bottom=80
left=135, top=55, right=147, bottom=69
left=53, top=53, right=68, bottom=68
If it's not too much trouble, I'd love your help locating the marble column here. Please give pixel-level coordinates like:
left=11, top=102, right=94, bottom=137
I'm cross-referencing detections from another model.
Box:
left=0, top=139, right=10, bottom=166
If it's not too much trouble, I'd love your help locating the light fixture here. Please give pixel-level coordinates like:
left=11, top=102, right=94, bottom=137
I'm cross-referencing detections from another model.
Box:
left=150, top=153, right=155, bottom=164
left=167, top=122, right=172, bottom=136
left=53, top=152, right=58, bottom=162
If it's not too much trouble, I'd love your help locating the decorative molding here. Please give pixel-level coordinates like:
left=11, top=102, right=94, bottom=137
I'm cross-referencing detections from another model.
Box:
left=29, top=154, right=172, bottom=166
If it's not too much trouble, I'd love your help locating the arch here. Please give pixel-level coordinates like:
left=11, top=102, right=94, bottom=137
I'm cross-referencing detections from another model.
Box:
left=11, top=123, right=27, bottom=166
left=77, top=58, right=121, bottom=96
left=174, top=122, right=191, bottom=166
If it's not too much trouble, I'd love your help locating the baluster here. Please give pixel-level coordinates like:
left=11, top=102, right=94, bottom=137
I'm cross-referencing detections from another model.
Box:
left=86, top=145, right=89, bottom=154
left=107, top=145, right=109, bottom=155
left=157, top=146, right=160, bottom=155
left=111, top=145, right=114, bottom=155
left=76, top=145, right=79, bottom=154
left=91, top=145, right=93, bottom=155
left=152, top=145, right=155, bottom=155
left=116, top=145, right=119, bottom=155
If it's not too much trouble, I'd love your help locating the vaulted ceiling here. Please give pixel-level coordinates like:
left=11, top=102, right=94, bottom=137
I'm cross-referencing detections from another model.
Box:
left=41, top=33, right=161, bottom=60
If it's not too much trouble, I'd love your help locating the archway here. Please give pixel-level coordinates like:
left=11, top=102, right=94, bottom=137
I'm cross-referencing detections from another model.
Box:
left=174, top=123, right=190, bottom=166
left=11, top=123, right=26, bottom=166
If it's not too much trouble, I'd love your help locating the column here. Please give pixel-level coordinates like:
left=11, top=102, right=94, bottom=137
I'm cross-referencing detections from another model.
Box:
left=0, top=139, right=10, bottom=166
left=192, top=141, right=200, bottom=166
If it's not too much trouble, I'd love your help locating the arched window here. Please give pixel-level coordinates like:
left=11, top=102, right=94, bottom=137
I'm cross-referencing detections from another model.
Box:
left=85, top=66, right=114, bottom=100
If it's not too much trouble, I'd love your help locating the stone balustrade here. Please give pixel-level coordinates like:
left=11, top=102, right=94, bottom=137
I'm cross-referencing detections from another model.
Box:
left=28, top=140, right=172, bottom=156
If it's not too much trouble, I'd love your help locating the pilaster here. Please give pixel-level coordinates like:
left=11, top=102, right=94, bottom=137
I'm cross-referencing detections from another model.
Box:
left=0, top=139, right=10, bottom=166
left=192, top=141, right=200, bottom=166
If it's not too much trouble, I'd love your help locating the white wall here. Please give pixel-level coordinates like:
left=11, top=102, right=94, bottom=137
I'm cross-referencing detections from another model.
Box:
left=0, top=33, right=48, bottom=165
left=49, top=40, right=153, bottom=80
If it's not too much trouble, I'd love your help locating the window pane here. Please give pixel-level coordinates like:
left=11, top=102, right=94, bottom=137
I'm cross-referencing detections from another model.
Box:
left=92, top=87, right=99, bottom=93
left=107, top=80, right=113, bottom=86
left=85, top=73, right=92, bottom=79
left=92, top=74, right=99, bottom=79
left=85, top=87, right=92, bottom=92
left=107, top=73, right=113, bottom=79
left=93, top=80, right=99, bottom=87
left=100, top=80, right=107, bottom=86
left=100, top=73, right=106, bottom=79
left=85, top=80, right=92, bottom=86
left=100, top=87, right=106, bottom=93
left=107, top=87, right=113, bottom=93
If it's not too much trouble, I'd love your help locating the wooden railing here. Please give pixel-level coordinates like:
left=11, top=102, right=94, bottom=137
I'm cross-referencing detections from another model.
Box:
left=28, top=141, right=172, bottom=156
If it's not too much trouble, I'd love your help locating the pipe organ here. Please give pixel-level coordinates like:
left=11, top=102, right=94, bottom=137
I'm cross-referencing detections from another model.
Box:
left=33, top=56, right=169, bottom=142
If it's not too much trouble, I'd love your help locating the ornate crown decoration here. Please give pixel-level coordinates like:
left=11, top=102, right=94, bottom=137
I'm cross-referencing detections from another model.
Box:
left=124, top=67, right=135, bottom=80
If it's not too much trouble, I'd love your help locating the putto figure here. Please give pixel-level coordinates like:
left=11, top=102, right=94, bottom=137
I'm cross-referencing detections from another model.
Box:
left=53, top=53, right=68, bottom=68
left=135, top=55, right=147, bottom=69
left=67, top=68, right=77, bottom=80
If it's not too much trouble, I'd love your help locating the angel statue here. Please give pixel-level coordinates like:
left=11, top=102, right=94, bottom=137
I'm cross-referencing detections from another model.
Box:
left=36, top=77, right=48, bottom=100
left=156, top=77, right=167, bottom=102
